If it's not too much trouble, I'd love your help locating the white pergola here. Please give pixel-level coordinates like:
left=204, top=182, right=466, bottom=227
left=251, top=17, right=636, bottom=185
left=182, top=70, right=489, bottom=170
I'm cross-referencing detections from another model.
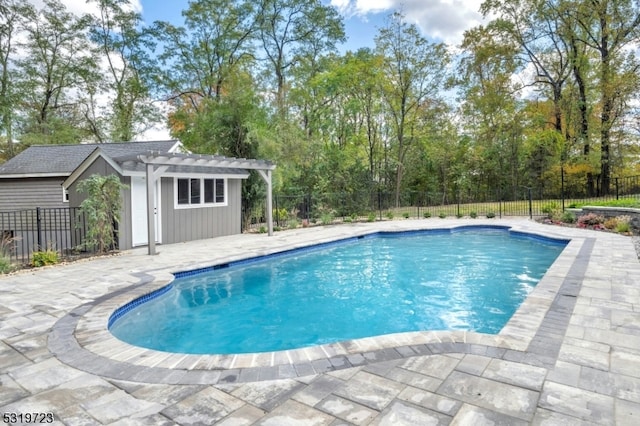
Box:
left=135, top=152, right=277, bottom=255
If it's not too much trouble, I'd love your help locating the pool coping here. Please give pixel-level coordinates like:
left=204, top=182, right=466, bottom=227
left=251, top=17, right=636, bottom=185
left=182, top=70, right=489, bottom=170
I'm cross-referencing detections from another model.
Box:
left=48, top=221, right=591, bottom=385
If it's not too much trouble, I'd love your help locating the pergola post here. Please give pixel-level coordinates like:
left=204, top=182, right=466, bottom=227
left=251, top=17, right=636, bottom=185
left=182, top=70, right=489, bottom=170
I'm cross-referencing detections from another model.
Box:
left=258, top=169, right=274, bottom=236
left=146, top=163, right=157, bottom=255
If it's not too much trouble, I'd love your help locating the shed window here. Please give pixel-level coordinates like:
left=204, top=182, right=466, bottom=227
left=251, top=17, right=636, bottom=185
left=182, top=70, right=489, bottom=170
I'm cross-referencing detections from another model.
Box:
left=176, top=178, right=226, bottom=208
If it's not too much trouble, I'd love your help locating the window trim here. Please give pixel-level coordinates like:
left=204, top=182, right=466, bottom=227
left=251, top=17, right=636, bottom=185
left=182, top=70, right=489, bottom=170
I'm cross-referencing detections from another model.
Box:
left=174, top=177, right=228, bottom=209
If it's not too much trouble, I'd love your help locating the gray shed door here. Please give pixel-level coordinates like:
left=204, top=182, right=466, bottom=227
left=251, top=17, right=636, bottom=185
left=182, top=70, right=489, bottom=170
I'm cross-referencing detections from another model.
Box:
left=131, top=176, right=160, bottom=246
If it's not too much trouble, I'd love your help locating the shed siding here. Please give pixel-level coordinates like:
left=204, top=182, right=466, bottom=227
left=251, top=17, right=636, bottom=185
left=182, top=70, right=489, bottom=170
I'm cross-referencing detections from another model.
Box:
left=0, top=178, right=66, bottom=210
left=119, top=176, right=133, bottom=250
left=159, top=177, right=242, bottom=244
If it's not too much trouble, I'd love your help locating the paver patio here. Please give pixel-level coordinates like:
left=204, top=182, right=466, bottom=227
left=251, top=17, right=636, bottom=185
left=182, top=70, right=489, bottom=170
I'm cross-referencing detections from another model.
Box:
left=1, top=218, right=639, bottom=425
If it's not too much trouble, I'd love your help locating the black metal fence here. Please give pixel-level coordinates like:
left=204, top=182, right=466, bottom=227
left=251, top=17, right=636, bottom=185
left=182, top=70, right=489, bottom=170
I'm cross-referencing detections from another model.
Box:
left=0, top=207, right=93, bottom=265
left=245, top=175, right=640, bottom=230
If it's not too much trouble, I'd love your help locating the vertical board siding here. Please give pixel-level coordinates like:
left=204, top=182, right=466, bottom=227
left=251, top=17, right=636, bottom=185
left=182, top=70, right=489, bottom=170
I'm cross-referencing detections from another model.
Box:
left=159, top=177, right=242, bottom=245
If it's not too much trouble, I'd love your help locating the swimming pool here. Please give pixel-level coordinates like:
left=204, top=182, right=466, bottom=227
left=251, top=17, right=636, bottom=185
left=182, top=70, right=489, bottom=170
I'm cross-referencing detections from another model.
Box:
left=109, top=226, right=567, bottom=354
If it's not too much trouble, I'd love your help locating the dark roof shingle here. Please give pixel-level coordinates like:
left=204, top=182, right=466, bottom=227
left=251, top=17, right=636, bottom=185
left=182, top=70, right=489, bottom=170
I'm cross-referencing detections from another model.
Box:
left=0, top=141, right=179, bottom=176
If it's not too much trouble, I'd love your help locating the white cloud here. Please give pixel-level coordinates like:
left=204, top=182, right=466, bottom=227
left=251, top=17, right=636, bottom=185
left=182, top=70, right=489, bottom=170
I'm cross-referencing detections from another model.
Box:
left=331, top=0, right=486, bottom=46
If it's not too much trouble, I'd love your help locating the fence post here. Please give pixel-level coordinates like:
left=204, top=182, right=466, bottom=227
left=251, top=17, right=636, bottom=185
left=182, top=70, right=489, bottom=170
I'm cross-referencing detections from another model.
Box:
left=615, top=177, right=619, bottom=200
left=561, top=165, right=565, bottom=211
left=528, top=187, right=533, bottom=220
left=378, top=189, right=382, bottom=221
left=36, top=207, right=42, bottom=250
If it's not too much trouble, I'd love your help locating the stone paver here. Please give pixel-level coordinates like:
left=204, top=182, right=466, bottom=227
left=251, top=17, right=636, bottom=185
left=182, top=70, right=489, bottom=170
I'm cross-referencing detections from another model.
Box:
left=0, top=219, right=638, bottom=424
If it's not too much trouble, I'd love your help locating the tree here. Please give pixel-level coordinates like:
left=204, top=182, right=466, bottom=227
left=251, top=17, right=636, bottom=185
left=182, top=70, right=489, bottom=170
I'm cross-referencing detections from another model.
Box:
left=89, top=0, right=160, bottom=142
left=154, top=0, right=257, bottom=111
left=375, top=12, right=449, bottom=205
left=0, top=0, right=33, bottom=159
left=256, top=0, right=345, bottom=115
left=16, top=0, right=96, bottom=145
left=573, top=0, right=640, bottom=193
left=457, top=24, right=525, bottom=196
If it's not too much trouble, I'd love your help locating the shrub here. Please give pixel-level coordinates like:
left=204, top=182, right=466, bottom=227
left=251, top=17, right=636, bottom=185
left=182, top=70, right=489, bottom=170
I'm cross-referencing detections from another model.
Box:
left=287, top=218, right=299, bottom=229
left=0, top=256, right=13, bottom=274
left=486, top=212, right=496, bottom=218
left=0, top=234, right=16, bottom=274
left=615, top=215, right=631, bottom=233
left=367, top=212, right=376, bottom=222
left=577, top=213, right=604, bottom=227
left=470, top=211, right=477, bottom=219
left=344, top=217, right=353, bottom=223
left=402, top=212, right=410, bottom=219
left=273, top=208, right=288, bottom=222
left=423, top=211, right=432, bottom=218
left=320, top=212, right=334, bottom=225
left=350, top=213, right=358, bottom=220
left=560, top=211, right=576, bottom=224
left=258, top=226, right=267, bottom=233
left=541, top=202, right=562, bottom=220
left=31, top=249, right=59, bottom=267
left=616, top=222, right=631, bottom=233
left=77, top=174, right=127, bottom=253
left=386, top=211, right=394, bottom=220
left=604, top=217, right=618, bottom=230
left=541, top=202, right=560, bottom=215
left=438, top=212, right=446, bottom=219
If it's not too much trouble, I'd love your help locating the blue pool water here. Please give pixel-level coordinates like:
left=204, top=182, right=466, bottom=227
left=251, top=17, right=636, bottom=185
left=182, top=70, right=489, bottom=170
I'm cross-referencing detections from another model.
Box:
left=109, top=227, right=567, bottom=354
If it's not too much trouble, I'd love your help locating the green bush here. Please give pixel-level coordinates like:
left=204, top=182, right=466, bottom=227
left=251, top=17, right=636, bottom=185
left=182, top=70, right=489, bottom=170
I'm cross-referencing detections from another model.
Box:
left=616, top=222, right=631, bottom=233
left=258, top=226, right=267, bottom=233
left=31, top=249, right=59, bottom=267
left=541, top=202, right=560, bottom=214
left=615, top=215, right=631, bottom=233
left=423, top=211, right=432, bottom=218
left=0, top=256, right=14, bottom=274
left=541, top=202, right=562, bottom=220
left=402, top=212, right=410, bottom=219
left=0, top=235, right=16, bottom=274
left=470, top=211, right=477, bottom=219
left=486, top=212, right=496, bottom=218
left=320, top=212, right=334, bottom=225
left=386, top=211, right=394, bottom=220
left=287, top=218, right=299, bottom=229
left=438, top=212, right=446, bottom=219
left=367, top=212, right=376, bottom=222
left=77, top=174, right=127, bottom=253
left=273, top=208, right=288, bottom=222
left=561, top=211, right=576, bottom=223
